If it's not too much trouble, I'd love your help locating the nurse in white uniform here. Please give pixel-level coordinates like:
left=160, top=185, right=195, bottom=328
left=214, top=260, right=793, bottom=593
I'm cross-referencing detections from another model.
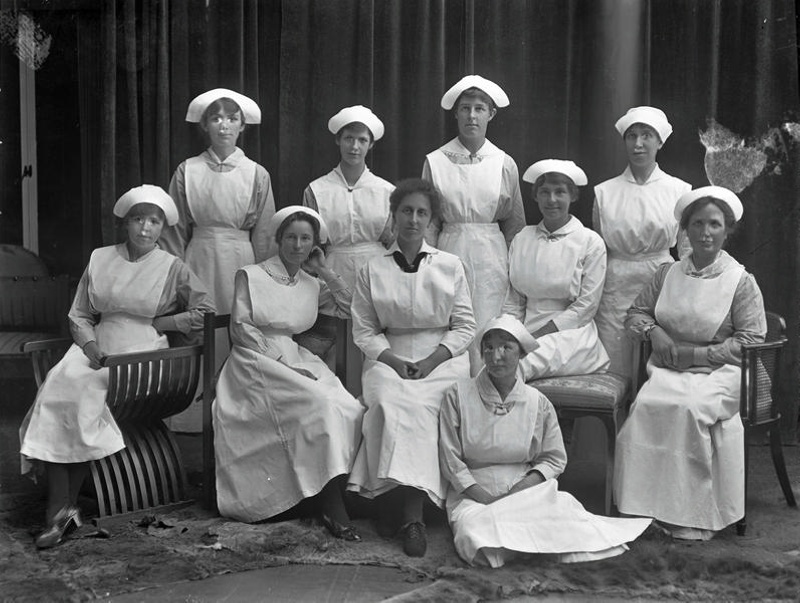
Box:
left=302, top=105, right=394, bottom=394
left=593, top=106, right=691, bottom=379
left=503, top=159, right=609, bottom=379
left=422, top=75, right=524, bottom=374
left=161, top=88, right=276, bottom=431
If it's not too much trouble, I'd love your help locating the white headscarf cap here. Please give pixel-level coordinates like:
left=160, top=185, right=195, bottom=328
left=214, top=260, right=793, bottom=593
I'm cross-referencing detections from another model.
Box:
left=522, top=159, right=588, bottom=186
left=185, top=88, right=261, bottom=124
left=614, top=106, right=673, bottom=142
left=267, top=206, right=329, bottom=244
left=440, top=75, right=510, bottom=110
left=479, top=314, right=539, bottom=355
left=113, top=184, right=179, bottom=226
left=674, top=186, right=743, bottom=222
left=327, top=105, right=385, bottom=141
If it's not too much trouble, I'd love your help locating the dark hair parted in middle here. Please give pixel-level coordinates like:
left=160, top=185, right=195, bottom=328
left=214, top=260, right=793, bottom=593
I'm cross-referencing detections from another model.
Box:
left=531, top=173, right=580, bottom=203
left=275, top=211, right=323, bottom=247
left=201, top=97, right=246, bottom=126
left=679, top=196, right=738, bottom=236
left=389, top=178, right=443, bottom=222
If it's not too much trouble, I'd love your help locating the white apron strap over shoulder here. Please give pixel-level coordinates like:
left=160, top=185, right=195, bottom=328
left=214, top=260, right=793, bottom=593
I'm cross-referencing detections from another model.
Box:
left=655, top=260, right=745, bottom=344
left=426, top=149, right=504, bottom=223
left=185, top=154, right=256, bottom=227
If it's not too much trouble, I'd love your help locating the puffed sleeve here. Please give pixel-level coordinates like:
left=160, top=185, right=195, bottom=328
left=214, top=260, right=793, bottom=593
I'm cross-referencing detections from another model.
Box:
left=68, top=265, right=98, bottom=348
left=528, top=396, right=568, bottom=480
left=249, top=166, right=277, bottom=263
left=439, top=259, right=477, bottom=357
left=551, top=233, right=607, bottom=331
left=420, top=158, right=441, bottom=247
left=351, top=263, right=392, bottom=360
left=228, top=270, right=284, bottom=360
left=501, top=235, right=528, bottom=322
left=154, top=259, right=216, bottom=333
left=160, top=162, right=191, bottom=260
left=317, top=273, right=352, bottom=319
left=591, top=192, right=603, bottom=239
left=439, top=382, right=478, bottom=493
left=494, top=156, right=526, bottom=246
left=625, top=263, right=671, bottom=338
left=301, top=185, right=318, bottom=211
left=702, top=273, right=766, bottom=366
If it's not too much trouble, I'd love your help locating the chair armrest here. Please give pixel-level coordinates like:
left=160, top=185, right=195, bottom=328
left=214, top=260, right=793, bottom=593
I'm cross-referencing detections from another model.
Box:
left=631, top=339, right=652, bottom=395
left=22, top=337, right=73, bottom=388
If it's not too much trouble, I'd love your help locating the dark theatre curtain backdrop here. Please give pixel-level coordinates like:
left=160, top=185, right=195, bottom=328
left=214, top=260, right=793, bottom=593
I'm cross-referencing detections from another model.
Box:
left=65, top=0, right=799, bottom=436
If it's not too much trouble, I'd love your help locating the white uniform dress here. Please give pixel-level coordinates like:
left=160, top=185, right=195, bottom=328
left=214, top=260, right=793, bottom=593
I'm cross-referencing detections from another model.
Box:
left=161, top=147, right=276, bottom=431
left=423, top=138, right=524, bottom=374
left=213, top=257, right=364, bottom=522
left=503, top=216, right=609, bottom=379
left=593, top=165, right=690, bottom=378
left=303, top=166, right=394, bottom=395
left=614, top=252, right=766, bottom=535
left=440, top=371, right=651, bottom=567
left=19, top=244, right=213, bottom=471
left=347, top=242, right=476, bottom=507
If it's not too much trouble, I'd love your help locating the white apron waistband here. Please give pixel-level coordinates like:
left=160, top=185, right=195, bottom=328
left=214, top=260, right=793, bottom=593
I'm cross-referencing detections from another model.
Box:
left=192, top=226, right=250, bottom=242
left=608, top=249, right=671, bottom=262
left=442, top=222, right=501, bottom=234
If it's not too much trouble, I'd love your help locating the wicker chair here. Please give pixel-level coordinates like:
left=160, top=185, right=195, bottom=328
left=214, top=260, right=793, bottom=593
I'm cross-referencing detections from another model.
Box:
left=633, top=311, right=797, bottom=536
left=201, top=312, right=231, bottom=511
left=24, top=338, right=203, bottom=520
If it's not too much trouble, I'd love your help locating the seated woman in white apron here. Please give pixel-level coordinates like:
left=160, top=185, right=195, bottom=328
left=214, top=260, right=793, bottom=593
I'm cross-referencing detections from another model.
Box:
left=302, top=105, right=394, bottom=395
left=593, top=106, right=691, bottom=379
left=503, top=159, right=609, bottom=380
left=160, top=88, right=276, bottom=432
left=440, top=315, right=651, bottom=568
left=614, top=186, right=766, bottom=540
left=422, top=75, right=524, bottom=375
left=348, top=179, right=476, bottom=558
left=19, top=185, right=214, bottom=549
left=213, top=207, right=364, bottom=542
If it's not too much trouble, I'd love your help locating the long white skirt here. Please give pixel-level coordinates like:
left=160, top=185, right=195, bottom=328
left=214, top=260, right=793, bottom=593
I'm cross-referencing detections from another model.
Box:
left=449, top=480, right=651, bottom=567
left=614, top=361, right=744, bottom=531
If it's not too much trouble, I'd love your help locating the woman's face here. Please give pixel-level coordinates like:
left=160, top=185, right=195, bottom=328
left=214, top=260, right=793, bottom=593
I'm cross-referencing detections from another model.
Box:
left=337, top=123, right=374, bottom=168
left=202, top=107, right=243, bottom=151
left=455, top=95, right=496, bottom=144
left=686, top=201, right=728, bottom=262
left=624, top=123, right=662, bottom=170
left=278, top=219, right=316, bottom=270
left=482, top=330, right=522, bottom=381
left=535, top=175, right=576, bottom=230
left=394, top=193, right=432, bottom=246
left=125, top=206, right=165, bottom=254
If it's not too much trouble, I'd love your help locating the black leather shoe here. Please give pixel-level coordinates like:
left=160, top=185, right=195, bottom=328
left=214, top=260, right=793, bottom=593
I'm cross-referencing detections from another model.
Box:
left=320, top=513, right=361, bottom=542
left=401, top=521, right=426, bottom=557
left=35, top=505, right=83, bottom=549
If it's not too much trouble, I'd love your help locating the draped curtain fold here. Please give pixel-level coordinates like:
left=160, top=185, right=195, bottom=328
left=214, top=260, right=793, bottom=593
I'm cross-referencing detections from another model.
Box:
left=80, top=0, right=799, bottom=436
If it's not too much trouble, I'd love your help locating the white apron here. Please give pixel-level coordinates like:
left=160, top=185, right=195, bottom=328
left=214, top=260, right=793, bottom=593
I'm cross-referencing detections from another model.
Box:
left=213, top=264, right=363, bottom=522
left=20, top=246, right=171, bottom=469
left=614, top=260, right=746, bottom=531
left=427, top=149, right=507, bottom=374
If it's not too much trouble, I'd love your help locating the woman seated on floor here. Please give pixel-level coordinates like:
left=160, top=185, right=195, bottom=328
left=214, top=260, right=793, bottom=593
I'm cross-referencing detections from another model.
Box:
left=20, top=185, right=214, bottom=549
left=213, top=206, right=365, bottom=541
left=439, top=315, right=651, bottom=568
left=348, top=178, right=476, bottom=558
left=502, top=159, right=609, bottom=380
left=614, top=186, right=765, bottom=540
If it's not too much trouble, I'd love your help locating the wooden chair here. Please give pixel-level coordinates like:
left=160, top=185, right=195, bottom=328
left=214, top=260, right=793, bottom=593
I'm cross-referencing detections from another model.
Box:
left=526, top=372, right=631, bottom=516
left=202, top=312, right=231, bottom=511
left=633, top=311, right=797, bottom=536
left=24, top=338, right=203, bottom=520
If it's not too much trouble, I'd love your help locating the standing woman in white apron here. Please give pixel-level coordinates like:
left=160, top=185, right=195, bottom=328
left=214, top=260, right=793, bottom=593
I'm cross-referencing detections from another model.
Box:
left=614, top=186, right=765, bottom=540
left=20, top=185, right=214, bottom=549
left=593, top=106, right=691, bottom=379
left=302, top=105, right=394, bottom=395
left=160, top=88, right=276, bottom=431
left=422, top=75, right=524, bottom=374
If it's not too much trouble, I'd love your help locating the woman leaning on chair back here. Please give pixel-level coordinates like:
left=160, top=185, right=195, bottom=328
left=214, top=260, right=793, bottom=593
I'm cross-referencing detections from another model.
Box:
left=614, top=185, right=766, bottom=540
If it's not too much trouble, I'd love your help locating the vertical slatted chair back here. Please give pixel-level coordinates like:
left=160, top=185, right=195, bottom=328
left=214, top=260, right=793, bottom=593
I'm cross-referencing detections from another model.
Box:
left=202, top=311, right=231, bottom=511
left=740, top=311, right=785, bottom=426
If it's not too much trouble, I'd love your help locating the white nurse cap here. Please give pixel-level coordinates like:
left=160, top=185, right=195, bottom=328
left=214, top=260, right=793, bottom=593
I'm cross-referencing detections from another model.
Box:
left=185, top=88, right=261, bottom=124
left=440, top=75, right=510, bottom=110
left=522, top=159, right=588, bottom=186
left=267, top=206, right=330, bottom=244
left=479, top=314, right=539, bottom=354
left=328, top=105, right=385, bottom=141
left=674, top=186, right=743, bottom=222
left=614, top=106, right=673, bottom=142
left=113, top=184, right=179, bottom=226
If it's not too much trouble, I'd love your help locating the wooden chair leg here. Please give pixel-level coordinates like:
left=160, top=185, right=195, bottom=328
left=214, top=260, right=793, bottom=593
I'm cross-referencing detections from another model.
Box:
left=602, top=414, right=616, bottom=516
left=736, top=431, right=750, bottom=536
left=769, top=428, right=797, bottom=507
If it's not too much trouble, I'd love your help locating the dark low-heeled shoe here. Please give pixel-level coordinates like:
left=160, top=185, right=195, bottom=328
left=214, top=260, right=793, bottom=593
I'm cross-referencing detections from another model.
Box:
left=320, top=513, right=361, bottom=542
left=400, top=521, right=427, bottom=557
left=35, top=505, right=83, bottom=549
